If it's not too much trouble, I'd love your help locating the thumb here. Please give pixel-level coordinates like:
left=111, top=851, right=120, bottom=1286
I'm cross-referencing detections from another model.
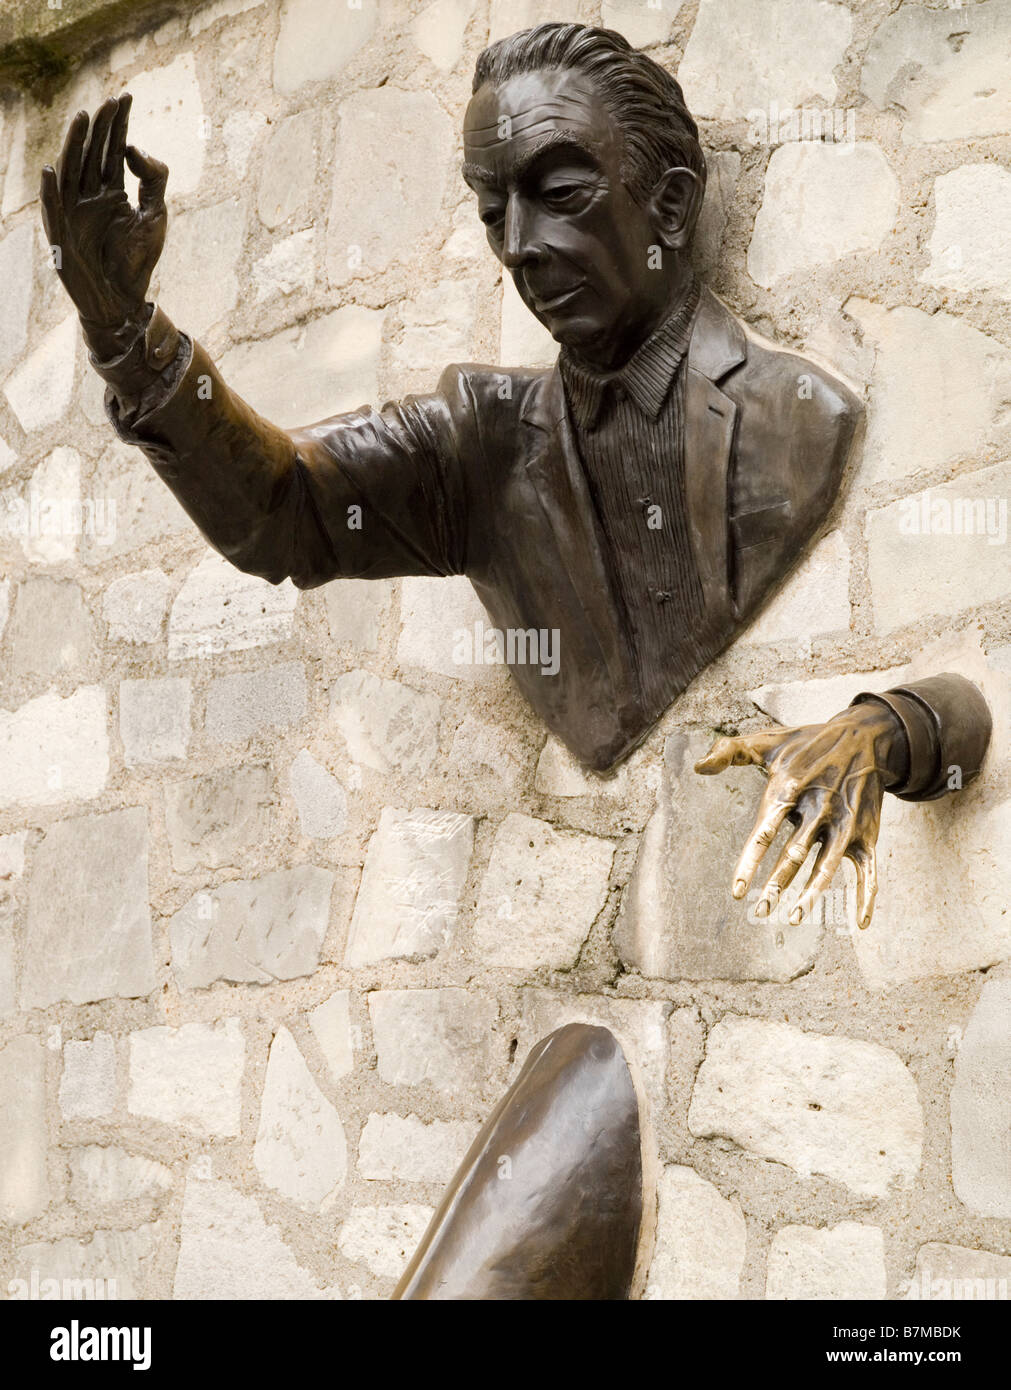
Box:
left=125, top=145, right=168, bottom=213
left=694, top=728, right=794, bottom=775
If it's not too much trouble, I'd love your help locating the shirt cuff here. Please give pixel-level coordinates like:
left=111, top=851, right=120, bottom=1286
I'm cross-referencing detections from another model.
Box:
left=88, top=303, right=186, bottom=415
left=850, top=674, right=992, bottom=802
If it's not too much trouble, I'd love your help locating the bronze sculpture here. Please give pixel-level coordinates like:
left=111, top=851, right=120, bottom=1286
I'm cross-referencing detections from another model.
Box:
left=38, top=24, right=991, bottom=934
left=394, top=1023, right=644, bottom=1300
left=37, top=23, right=995, bottom=1301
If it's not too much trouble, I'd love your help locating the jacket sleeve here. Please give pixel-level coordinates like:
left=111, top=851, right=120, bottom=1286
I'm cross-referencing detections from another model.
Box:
left=851, top=673, right=993, bottom=801
left=98, top=314, right=469, bottom=589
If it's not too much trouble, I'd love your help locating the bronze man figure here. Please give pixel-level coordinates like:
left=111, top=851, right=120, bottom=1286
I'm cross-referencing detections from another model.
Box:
left=39, top=25, right=990, bottom=938
left=37, top=18, right=995, bottom=1304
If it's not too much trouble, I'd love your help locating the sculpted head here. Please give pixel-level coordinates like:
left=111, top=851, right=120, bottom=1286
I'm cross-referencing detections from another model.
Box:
left=463, top=23, right=707, bottom=371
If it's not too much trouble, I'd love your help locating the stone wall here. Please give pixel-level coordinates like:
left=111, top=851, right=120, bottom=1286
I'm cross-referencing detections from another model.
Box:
left=0, top=0, right=1009, bottom=1301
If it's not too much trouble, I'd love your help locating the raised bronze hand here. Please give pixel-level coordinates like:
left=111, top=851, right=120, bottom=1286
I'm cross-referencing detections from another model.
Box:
left=40, top=93, right=168, bottom=359
left=695, top=701, right=908, bottom=932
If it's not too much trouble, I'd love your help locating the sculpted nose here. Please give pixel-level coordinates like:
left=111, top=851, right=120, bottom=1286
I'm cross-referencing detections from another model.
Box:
left=501, top=196, right=540, bottom=269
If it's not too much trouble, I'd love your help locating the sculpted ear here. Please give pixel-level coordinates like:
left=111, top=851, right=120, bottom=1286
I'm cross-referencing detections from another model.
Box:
left=647, top=167, right=703, bottom=251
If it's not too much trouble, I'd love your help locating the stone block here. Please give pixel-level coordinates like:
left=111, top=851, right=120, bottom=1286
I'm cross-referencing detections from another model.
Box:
left=128, top=1019, right=245, bottom=1136
left=220, top=306, right=382, bottom=428
left=866, top=464, right=1011, bottom=632
left=273, top=0, right=378, bottom=93
left=119, top=676, right=191, bottom=765
left=102, top=569, right=172, bottom=644
left=168, top=552, right=298, bottom=659
left=59, top=1033, right=116, bottom=1120
left=615, top=732, right=823, bottom=982
left=156, top=197, right=246, bottom=334
left=170, top=865, right=334, bottom=989
left=0, top=686, right=109, bottom=810
left=204, top=661, right=307, bottom=743
left=644, top=1165, right=746, bottom=1300
left=326, top=89, right=454, bottom=286
left=174, top=1169, right=341, bottom=1298
left=67, top=1146, right=173, bottom=1207
left=253, top=1027, right=346, bottom=1209
left=3, top=315, right=78, bottom=432
left=0, top=222, right=33, bottom=374
left=309, top=990, right=354, bottom=1082
left=845, top=299, right=1011, bottom=489
left=338, top=1204, right=434, bottom=1279
left=330, top=670, right=441, bottom=778
left=951, top=974, right=1011, bottom=1218
left=473, top=812, right=614, bottom=970
left=357, top=1112, right=476, bottom=1184
left=128, top=52, right=205, bottom=197
left=921, top=164, right=1011, bottom=299
left=862, top=2, right=1011, bottom=143
left=766, top=1222, right=887, bottom=1300
left=8, top=578, right=93, bottom=682
left=22, top=808, right=154, bottom=1009
left=344, top=808, right=474, bottom=967
left=748, top=144, right=898, bottom=288
left=369, top=988, right=499, bottom=1095
left=164, top=763, right=274, bottom=873
left=679, top=0, right=852, bottom=119
left=396, top=575, right=502, bottom=682
left=13, top=1225, right=162, bottom=1301
left=688, top=1016, right=923, bottom=1197
left=256, top=109, right=316, bottom=230
left=288, top=749, right=347, bottom=839
left=745, top=530, right=850, bottom=645
left=0, top=1035, right=49, bottom=1224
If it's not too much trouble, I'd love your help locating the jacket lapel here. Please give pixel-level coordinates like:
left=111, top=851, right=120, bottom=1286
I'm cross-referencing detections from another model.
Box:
left=516, top=286, right=748, bottom=687
left=520, top=371, right=633, bottom=697
left=684, top=289, right=746, bottom=621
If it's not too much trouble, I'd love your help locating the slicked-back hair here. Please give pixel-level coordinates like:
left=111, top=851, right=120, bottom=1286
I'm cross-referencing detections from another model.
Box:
left=472, top=22, right=707, bottom=207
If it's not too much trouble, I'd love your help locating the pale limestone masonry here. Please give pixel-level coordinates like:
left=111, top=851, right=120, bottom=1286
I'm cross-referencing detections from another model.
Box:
left=357, top=1111, right=478, bottom=1183
left=252, top=1026, right=347, bottom=1208
left=921, top=164, right=1011, bottom=300
left=169, top=864, right=334, bottom=987
left=645, top=1165, right=747, bottom=1300
left=0, top=0, right=1008, bottom=1303
left=950, top=973, right=1011, bottom=1219
left=344, top=807, right=474, bottom=966
left=22, top=807, right=154, bottom=1007
left=765, top=1222, right=888, bottom=1301
left=58, top=1032, right=117, bottom=1120
left=748, top=143, right=899, bottom=288
left=338, top=1203, right=435, bottom=1280
left=127, top=1019, right=245, bottom=1135
left=679, top=0, right=852, bottom=120
left=688, top=1017, right=923, bottom=1198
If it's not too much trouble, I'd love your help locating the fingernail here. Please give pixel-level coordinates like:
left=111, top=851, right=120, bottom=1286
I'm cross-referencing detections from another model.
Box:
left=732, top=879, right=746, bottom=898
left=755, top=899, right=769, bottom=919
left=789, top=906, right=803, bottom=925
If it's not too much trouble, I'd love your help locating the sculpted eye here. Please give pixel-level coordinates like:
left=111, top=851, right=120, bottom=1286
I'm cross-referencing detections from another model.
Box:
left=481, top=206, right=505, bottom=230
left=542, top=182, right=590, bottom=211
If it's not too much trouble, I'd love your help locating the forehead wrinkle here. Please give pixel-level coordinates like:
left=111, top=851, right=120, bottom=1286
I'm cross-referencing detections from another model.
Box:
left=465, top=92, right=598, bottom=138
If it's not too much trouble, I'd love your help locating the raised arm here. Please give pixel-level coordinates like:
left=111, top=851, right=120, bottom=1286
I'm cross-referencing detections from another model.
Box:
left=41, top=96, right=465, bottom=588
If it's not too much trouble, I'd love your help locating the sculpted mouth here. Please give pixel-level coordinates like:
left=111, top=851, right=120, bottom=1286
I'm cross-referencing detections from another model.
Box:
left=530, top=284, right=584, bottom=312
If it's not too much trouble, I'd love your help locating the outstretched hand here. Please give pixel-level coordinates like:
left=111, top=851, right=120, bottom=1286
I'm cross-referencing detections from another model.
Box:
left=40, top=93, right=168, bottom=340
left=695, top=702, right=905, bottom=932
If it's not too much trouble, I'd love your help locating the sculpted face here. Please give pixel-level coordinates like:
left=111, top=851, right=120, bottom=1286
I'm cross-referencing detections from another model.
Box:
left=463, top=67, right=692, bottom=371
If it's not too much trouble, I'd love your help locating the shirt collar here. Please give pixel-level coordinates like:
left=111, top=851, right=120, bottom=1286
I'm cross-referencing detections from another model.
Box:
left=560, top=276, right=701, bottom=430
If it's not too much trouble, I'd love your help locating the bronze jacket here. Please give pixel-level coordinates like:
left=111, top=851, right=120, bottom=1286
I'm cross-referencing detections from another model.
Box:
left=104, top=288, right=990, bottom=788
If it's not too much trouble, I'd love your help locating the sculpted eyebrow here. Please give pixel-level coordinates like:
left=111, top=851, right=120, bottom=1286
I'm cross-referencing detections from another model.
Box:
left=461, top=132, right=600, bottom=190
